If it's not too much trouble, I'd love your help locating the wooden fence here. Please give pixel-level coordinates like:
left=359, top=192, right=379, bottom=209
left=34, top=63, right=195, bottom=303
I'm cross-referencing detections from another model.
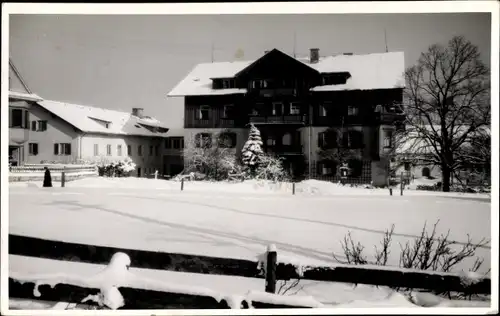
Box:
left=8, top=234, right=491, bottom=310
left=9, top=164, right=97, bottom=183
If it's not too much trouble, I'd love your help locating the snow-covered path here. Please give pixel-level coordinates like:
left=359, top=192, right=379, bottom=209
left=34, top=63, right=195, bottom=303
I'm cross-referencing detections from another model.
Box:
left=9, top=186, right=491, bottom=272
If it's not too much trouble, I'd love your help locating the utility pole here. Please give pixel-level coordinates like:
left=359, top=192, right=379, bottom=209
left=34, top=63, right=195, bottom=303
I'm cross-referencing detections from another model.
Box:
left=293, top=31, right=297, bottom=58
left=211, top=41, right=215, bottom=63
left=384, top=29, right=389, bottom=53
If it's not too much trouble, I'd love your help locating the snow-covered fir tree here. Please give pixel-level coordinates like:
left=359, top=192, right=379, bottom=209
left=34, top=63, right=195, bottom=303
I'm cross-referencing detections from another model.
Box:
left=241, top=123, right=264, bottom=174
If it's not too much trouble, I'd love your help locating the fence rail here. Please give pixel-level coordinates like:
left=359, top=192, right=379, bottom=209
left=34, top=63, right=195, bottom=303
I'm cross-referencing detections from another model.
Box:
left=8, top=234, right=491, bottom=310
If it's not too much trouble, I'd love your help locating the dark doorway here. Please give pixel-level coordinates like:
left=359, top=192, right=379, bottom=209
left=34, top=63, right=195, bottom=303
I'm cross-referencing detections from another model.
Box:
left=137, top=167, right=142, bottom=178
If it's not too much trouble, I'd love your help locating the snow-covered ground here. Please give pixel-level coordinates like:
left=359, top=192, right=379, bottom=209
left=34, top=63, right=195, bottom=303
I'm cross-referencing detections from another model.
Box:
left=8, top=178, right=492, bottom=309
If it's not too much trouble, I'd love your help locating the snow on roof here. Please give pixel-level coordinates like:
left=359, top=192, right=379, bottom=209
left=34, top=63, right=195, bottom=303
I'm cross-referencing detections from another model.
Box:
left=309, top=52, right=405, bottom=91
left=37, top=100, right=169, bottom=137
left=167, top=51, right=405, bottom=97
left=9, top=90, right=43, bottom=102
left=168, top=61, right=252, bottom=97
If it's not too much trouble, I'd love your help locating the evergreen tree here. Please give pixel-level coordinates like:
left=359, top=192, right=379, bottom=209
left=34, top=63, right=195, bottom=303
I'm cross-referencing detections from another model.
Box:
left=241, top=123, right=264, bottom=174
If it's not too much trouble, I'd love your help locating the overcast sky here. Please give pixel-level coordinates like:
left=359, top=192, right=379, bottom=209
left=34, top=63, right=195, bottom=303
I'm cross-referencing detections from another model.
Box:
left=9, top=13, right=491, bottom=129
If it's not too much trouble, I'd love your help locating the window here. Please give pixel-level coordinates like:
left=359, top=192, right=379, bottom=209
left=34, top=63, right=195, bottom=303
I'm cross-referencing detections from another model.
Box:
left=94, top=144, right=99, bottom=156
left=347, top=106, right=359, bottom=116
left=11, top=109, right=23, bottom=127
left=266, top=136, right=276, bottom=147
left=107, top=144, right=112, bottom=156
left=383, top=130, right=393, bottom=148
left=317, top=161, right=336, bottom=176
left=138, top=145, right=143, bottom=156
left=290, top=103, right=301, bottom=115
left=348, top=159, right=363, bottom=177
left=38, top=120, right=47, bottom=131
left=318, top=130, right=337, bottom=149
left=28, top=143, right=38, bottom=156
left=218, top=133, right=237, bottom=148
left=155, top=145, right=160, bottom=156
left=30, top=120, right=48, bottom=132
left=149, top=145, right=154, bottom=156
left=117, top=145, right=122, bottom=156
left=319, top=103, right=329, bottom=117
left=223, top=104, right=234, bottom=119
left=127, top=145, right=132, bottom=156
left=222, top=79, right=235, bottom=89
left=171, top=138, right=183, bottom=149
left=198, top=105, right=210, bottom=120
left=195, top=133, right=212, bottom=148
left=272, top=102, right=283, bottom=116
left=54, top=143, right=71, bottom=156
left=165, top=138, right=171, bottom=149
left=347, top=131, right=364, bottom=149
left=282, top=133, right=292, bottom=146
left=404, top=162, right=411, bottom=171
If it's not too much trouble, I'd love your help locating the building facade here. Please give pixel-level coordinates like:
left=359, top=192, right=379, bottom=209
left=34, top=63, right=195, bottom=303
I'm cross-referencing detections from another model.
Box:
left=168, top=48, right=406, bottom=185
left=8, top=60, right=169, bottom=177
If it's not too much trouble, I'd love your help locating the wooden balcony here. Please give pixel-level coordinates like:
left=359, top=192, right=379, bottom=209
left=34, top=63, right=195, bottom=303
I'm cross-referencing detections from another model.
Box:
left=264, top=144, right=303, bottom=156
left=377, top=112, right=406, bottom=125
left=248, top=115, right=306, bottom=125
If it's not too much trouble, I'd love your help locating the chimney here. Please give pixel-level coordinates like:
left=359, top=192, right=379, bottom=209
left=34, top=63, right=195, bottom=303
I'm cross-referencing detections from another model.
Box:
left=343, top=52, right=353, bottom=56
left=264, top=50, right=270, bottom=54
left=310, top=48, right=320, bottom=64
left=132, top=108, right=144, bottom=118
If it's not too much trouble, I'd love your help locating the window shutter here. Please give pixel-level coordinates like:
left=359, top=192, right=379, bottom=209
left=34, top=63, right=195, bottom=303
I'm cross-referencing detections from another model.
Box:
left=34, top=144, right=39, bottom=155
left=65, top=144, right=71, bottom=155
left=31, top=121, right=37, bottom=131
left=54, top=144, right=59, bottom=155
left=24, top=111, right=30, bottom=129
left=318, top=132, right=324, bottom=148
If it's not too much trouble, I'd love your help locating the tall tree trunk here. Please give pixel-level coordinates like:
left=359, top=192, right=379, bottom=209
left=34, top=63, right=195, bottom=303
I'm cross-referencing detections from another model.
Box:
left=442, top=165, right=451, bottom=192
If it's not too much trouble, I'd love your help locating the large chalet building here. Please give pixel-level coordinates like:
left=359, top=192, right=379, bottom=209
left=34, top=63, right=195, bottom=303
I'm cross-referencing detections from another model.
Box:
left=167, top=48, right=406, bottom=185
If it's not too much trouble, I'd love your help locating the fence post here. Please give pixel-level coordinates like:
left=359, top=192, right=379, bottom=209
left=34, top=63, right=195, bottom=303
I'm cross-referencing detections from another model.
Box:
left=181, top=178, right=184, bottom=191
left=292, top=182, right=295, bottom=195
left=400, top=172, right=403, bottom=196
left=265, top=244, right=277, bottom=294
left=61, top=167, right=66, bottom=188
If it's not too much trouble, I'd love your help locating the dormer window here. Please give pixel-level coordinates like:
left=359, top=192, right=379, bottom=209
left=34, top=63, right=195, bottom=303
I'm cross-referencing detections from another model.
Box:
left=222, top=79, right=235, bottom=89
left=321, top=72, right=351, bottom=85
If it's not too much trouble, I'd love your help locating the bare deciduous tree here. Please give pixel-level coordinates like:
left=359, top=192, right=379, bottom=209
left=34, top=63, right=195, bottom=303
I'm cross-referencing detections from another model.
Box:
left=183, top=130, right=241, bottom=180
left=403, top=35, right=490, bottom=192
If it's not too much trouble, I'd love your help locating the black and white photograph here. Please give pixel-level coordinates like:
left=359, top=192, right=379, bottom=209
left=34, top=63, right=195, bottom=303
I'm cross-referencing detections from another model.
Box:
left=1, top=2, right=498, bottom=314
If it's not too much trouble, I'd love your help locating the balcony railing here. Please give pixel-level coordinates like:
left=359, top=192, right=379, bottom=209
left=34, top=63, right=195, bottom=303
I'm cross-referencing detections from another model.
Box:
left=264, top=145, right=303, bottom=155
left=249, top=115, right=306, bottom=125
left=377, top=112, right=406, bottom=125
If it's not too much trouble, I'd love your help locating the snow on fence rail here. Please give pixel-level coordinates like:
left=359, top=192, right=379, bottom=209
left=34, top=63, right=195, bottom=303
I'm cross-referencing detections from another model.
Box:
left=9, top=164, right=97, bottom=183
left=8, top=234, right=491, bottom=309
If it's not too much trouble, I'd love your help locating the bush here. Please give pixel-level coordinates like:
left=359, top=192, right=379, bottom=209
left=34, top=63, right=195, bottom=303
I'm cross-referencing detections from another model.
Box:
left=93, top=157, right=136, bottom=177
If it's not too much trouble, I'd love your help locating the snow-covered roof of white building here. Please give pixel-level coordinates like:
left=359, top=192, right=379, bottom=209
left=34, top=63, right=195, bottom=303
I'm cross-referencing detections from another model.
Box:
left=37, top=99, right=169, bottom=137
left=167, top=51, right=405, bottom=97
left=9, top=90, right=44, bottom=102
left=395, top=124, right=490, bottom=155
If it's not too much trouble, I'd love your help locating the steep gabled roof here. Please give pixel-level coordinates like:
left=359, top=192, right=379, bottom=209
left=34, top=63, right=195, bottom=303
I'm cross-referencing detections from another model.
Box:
left=9, top=58, right=33, bottom=94
left=167, top=50, right=405, bottom=97
left=36, top=100, right=169, bottom=137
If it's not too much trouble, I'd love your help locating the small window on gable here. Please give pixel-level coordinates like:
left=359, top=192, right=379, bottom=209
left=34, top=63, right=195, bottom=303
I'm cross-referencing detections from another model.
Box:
left=347, top=106, right=359, bottom=116
left=198, top=105, right=210, bottom=120
left=222, top=79, right=235, bottom=89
